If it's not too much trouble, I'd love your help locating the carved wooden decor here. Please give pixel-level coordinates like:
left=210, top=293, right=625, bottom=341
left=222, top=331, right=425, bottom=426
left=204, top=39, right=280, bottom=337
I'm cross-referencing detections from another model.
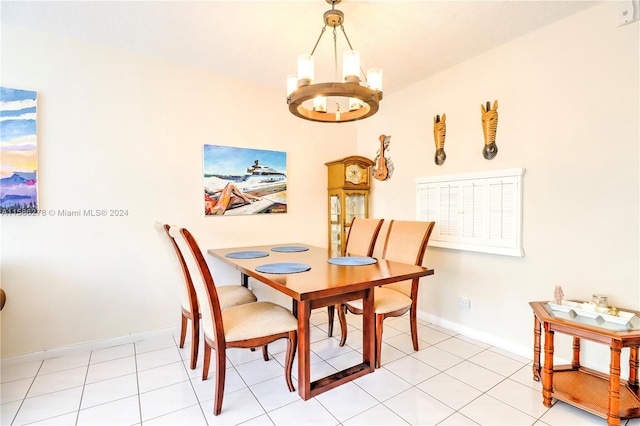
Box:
left=372, top=135, right=394, bottom=181
left=481, top=100, right=499, bottom=160
left=433, top=114, right=447, bottom=165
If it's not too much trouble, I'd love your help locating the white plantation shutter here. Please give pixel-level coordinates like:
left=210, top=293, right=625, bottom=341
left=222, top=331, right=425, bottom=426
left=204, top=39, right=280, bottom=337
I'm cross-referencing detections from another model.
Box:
left=461, top=181, right=485, bottom=242
left=438, top=184, right=459, bottom=241
left=416, top=184, right=437, bottom=222
left=416, top=168, right=524, bottom=257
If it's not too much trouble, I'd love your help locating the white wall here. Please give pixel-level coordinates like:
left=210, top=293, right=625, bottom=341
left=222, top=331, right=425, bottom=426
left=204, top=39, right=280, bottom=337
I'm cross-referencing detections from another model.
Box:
left=358, top=2, right=639, bottom=369
left=0, top=26, right=357, bottom=357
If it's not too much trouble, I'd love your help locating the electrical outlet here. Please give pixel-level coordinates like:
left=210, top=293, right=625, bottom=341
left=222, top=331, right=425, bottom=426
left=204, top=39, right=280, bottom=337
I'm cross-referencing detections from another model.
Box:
left=459, top=297, right=471, bottom=311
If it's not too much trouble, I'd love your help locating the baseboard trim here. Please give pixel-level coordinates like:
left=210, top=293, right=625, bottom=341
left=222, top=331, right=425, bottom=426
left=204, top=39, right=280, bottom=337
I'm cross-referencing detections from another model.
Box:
left=1, top=326, right=180, bottom=366
left=3, top=312, right=534, bottom=367
left=416, top=310, right=533, bottom=361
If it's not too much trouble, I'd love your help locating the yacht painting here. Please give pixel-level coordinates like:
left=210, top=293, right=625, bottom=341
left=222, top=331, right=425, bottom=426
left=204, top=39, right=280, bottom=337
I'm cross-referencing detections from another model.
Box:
left=203, top=145, right=287, bottom=216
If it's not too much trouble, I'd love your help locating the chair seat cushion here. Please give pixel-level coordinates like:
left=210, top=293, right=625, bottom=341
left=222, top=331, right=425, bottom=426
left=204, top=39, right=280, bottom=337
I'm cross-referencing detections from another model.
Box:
left=217, top=302, right=298, bottom=342
left=347, top=287, right=411, bottom=314
left=182, top=285, right=256, bottom=313
left=217, top=285, right=257, bottom=310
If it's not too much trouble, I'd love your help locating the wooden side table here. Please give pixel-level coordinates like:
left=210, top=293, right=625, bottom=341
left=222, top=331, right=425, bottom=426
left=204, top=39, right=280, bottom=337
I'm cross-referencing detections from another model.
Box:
left=529, top=301, right=640, bottom=426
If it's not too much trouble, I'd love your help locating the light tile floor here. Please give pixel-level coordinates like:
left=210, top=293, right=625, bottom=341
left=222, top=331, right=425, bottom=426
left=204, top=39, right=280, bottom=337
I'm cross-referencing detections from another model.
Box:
left=2, top=309, right=638, bottom=425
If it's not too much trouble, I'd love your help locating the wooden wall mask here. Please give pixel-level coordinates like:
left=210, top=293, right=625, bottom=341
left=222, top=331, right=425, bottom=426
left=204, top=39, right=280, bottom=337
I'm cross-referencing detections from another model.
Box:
left=481, top=100, right=499, bottom=160
left=433, top=114, right=447, bottom=165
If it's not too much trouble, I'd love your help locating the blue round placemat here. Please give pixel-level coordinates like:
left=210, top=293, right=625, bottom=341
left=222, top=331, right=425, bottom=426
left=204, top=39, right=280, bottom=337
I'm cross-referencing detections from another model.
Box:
left=271, top=246, right=309, bottom=253
left=225, top=250, right=269, bottom=259
left=327, top=256, right=377, bottom=266
left=255, top=262, right=311, bottom=274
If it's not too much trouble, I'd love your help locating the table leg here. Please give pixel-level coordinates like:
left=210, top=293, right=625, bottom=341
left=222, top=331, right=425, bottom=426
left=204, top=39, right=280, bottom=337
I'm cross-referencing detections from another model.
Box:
left=542, top=323, right=554, bottom=408
left=362, top=288, right=375, bottom=371
left=572, top=337, right=581, bottom=369
left=296, top=300, right=311, bottom=400
left=533, top=314, right=541, bottom=381
left=608, top=339, right=622, bottom=426
left=630, top=346, right=639, bottom=388
left=241, top=272, right=249, bottom=288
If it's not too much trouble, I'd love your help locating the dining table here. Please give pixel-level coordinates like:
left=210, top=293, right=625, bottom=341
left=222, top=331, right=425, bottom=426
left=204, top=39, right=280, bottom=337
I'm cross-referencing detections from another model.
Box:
left=207, top=243, right=434, bottom=400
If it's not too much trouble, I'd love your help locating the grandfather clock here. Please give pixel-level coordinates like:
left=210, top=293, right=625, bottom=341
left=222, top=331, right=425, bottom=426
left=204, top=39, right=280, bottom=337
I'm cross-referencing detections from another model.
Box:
left=325, top=156, right=374, bottom=257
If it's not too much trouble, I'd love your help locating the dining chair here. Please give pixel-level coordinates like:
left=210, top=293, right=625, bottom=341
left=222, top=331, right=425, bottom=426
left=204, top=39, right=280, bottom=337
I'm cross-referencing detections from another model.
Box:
left=337, top=220, right=435, bottom=368
left=169, top=226, right=298, bottom=416
left=327, top=217, right=384, bottom=337
left=154, top=222, right=257, bottom=370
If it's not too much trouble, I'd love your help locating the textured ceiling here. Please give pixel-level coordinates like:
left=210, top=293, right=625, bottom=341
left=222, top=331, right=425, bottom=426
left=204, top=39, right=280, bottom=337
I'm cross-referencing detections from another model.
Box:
left=1, top=1, right=600, bottom=94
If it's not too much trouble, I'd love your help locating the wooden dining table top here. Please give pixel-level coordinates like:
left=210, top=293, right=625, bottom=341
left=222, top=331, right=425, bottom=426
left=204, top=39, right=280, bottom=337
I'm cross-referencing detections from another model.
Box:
left=207, top=243, right=434, bottom=301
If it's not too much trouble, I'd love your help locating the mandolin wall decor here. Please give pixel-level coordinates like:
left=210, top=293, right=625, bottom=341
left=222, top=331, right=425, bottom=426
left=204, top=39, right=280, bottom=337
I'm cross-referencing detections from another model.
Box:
left=433, top=114, right=447, bottom=165
left=481, top=100, right=499, bottom=160
left=372, top=134, right=394, bottom=181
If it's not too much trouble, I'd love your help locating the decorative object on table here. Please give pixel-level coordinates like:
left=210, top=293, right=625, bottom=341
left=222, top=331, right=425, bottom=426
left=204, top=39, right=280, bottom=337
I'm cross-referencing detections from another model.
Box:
left=554, top=285, right=564, bottom=304
left=608, top=306, right=620, bottom=316
left=255, top=262, right=312, bottom=274
left=433, top=114, right=447, bottom=165
left=547, top=300, right=635, bottom=325
left=203, top=145, right=287, bottom=216
left=225, top=250, right=270, bottom=259
left=372, top=135, right=394, bottom=181
left=0, top=87, right=38, bottom=214
left=327, top=256, right=377, bottom=266
left=481, top=100, right=499, bottom=160
left=592, top=294, right=608, bottom=308
left=325, top=156, right=374, bottom=258
left=286, top=0, right=383, bottom=123
left=271, top=246, right=309, bottom=253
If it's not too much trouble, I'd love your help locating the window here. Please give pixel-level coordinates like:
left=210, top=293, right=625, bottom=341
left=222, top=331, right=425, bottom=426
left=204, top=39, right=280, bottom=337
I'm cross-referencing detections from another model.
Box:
left=416, top=168, right=525, bottom=257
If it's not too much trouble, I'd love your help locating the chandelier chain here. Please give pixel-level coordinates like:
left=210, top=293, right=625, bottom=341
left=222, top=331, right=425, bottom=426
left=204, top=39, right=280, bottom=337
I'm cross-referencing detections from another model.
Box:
left=310, top=26, right=327, bottom=56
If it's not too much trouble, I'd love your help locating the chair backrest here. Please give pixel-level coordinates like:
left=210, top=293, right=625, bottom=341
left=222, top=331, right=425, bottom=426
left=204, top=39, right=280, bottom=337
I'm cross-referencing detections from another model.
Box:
left=169, top=226, right=225, bottom=346
left=153, top=222, right=197, bottom=314
left=382, top=220, right=435, bottom=296
left=344, top=218, right=384, bottom=257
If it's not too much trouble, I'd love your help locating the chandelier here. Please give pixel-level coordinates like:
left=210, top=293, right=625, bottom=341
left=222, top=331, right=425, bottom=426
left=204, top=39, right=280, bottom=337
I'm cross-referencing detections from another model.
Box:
left=286, top=0, right=383, bottom=123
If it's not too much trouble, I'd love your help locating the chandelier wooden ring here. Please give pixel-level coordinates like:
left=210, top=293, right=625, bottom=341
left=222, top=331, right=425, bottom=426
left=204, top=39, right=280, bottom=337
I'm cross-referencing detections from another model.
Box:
left=288, top=82, right=382, bottom=123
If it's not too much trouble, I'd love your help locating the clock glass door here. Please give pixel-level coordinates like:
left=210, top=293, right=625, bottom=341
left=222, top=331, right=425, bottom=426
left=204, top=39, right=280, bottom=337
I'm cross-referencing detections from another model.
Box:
left=329, top=194, right=341, bottom=257
left=344, top=192, right=366, bottom=247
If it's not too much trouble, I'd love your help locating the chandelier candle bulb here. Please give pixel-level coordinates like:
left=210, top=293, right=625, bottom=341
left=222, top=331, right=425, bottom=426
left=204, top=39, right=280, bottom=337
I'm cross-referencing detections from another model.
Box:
left=349, top=97, right=363, bottom=111
left=297, top=54, right=314, bottom=86
left=287, top=74, right=298, bottom=96
left=367, top=68, right=383, bottom=91
left=313, top=96, right=327, bottom=113
left=342, top=50, right=360, bottom=83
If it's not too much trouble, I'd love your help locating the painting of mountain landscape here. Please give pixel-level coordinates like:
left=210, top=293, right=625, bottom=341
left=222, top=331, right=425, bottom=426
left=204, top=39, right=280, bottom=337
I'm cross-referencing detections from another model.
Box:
left=203, top=145, right=287, bottom=215
left=1, top=87, right=38, bottom=214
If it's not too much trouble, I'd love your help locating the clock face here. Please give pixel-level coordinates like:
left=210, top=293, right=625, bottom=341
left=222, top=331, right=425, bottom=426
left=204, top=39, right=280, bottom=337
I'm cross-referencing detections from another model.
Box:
left=345, top=164, right=365, bottom=184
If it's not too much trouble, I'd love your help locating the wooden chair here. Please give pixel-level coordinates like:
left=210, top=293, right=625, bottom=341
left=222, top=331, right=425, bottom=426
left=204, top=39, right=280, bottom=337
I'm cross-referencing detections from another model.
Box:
left=327, top=217, right=384, bottom=337
left=154, top=222, right=257, bottom=370
left=338, top=220, right=435, bottom=368
left=169, top=226, right=297, bottom=416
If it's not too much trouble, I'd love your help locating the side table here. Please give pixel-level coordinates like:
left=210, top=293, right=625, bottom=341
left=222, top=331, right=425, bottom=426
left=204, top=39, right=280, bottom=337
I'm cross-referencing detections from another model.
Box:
left=529, top=301, right=640, bottom=426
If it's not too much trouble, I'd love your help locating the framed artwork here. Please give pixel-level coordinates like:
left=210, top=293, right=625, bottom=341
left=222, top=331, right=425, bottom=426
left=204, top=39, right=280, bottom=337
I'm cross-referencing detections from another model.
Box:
left=1, top=87, right=38, bottom=214
left=203, top=145, right=287, bottom=215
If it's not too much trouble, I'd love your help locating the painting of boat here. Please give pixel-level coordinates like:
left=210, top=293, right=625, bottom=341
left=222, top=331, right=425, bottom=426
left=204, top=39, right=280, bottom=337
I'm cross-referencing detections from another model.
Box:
left=203, top=145, right=287, bottom=215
